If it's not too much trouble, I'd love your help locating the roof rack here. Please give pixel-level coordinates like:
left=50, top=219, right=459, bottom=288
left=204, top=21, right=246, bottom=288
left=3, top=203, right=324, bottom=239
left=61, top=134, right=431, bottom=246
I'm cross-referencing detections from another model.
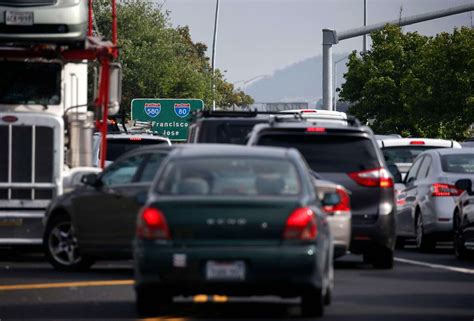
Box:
left=192, top=110, right=278, bottom=119
left=268, top=114, right=362, bottom=127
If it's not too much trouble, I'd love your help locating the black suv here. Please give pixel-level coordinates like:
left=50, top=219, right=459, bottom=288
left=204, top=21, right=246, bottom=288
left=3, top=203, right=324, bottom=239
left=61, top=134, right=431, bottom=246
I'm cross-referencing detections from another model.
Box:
left=187, top=110, right=272, bottom=144
left=247, top=116, right=396, bottom=269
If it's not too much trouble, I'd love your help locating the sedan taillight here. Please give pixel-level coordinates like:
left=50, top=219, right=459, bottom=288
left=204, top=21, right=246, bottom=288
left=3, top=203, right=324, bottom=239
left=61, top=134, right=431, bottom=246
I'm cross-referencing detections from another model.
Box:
left=137, top=207, right=170, bottom=240
left=323, top=187, right=350, bottom=213
left=431, top=183, right=462, bottom=197
left=348, top=167, right=393, bottom=188
left=283, top=207, right=318, bottom=240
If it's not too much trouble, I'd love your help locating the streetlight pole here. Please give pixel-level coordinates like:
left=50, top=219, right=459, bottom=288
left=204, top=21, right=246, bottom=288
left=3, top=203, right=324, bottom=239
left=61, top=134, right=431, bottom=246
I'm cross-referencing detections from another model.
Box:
left=363, top=0, right=367, bottom=53
left=211, top=0, right=220, bottom=111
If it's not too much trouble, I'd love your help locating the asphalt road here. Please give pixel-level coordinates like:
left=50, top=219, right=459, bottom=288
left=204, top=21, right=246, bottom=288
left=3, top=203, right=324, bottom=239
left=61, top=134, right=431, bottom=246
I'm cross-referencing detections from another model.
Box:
left=0, top=245, right=473, bottom=321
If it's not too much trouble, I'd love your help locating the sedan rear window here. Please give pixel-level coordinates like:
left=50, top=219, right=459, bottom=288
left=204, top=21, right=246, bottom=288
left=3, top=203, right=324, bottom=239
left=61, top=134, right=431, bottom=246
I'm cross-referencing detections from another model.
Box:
left=156, top=157, right=301, bottom=196
left=257, top=134, right=379, bottom=173
left=382, top=146, right=442, bottom=164
left=441, top=154, right=474, bottom=173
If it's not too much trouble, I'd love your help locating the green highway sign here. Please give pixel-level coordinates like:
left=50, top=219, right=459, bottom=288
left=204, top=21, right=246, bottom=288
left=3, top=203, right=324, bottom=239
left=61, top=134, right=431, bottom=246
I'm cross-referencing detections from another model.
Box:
left=131, top=98, right=204, bottom=141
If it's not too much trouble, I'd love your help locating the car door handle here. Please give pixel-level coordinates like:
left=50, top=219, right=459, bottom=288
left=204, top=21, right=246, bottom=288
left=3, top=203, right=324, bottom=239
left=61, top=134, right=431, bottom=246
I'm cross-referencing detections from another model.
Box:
left=108, top=189, right=124, bottom=198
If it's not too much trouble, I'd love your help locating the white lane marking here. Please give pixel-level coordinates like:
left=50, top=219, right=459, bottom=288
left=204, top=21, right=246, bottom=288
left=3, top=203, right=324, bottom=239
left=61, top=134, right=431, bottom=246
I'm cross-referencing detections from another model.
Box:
left=395, top=257, right=474, bottom=275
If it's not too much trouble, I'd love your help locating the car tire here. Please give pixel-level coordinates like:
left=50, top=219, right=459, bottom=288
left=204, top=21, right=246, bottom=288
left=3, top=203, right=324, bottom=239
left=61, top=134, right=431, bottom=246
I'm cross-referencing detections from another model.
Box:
left=324, top=287, right=332, bottom=306
left=43, top=214, right=94, bottom=272
left=454, top=217, right=471, bottom=260
left=301, top=290, right=324, bottom=317
left=136, top=286, right=172, bottom=317
left=370, top=247, right=394, bottom=269
left=415, top=214, right=435, bottom=252
left=395, top=237, right=406, bottom=249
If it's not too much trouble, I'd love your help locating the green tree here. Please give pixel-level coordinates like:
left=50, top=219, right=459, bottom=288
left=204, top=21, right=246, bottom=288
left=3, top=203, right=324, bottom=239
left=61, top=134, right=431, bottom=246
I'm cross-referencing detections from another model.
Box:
left=339, top=25, right=474, bottom=140
left=92, top=0, right=253, bottom=115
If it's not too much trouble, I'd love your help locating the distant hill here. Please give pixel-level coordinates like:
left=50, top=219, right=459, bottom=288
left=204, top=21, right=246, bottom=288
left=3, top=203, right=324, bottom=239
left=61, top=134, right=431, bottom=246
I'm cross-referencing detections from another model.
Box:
left=245, top=54, right=349, bottom=105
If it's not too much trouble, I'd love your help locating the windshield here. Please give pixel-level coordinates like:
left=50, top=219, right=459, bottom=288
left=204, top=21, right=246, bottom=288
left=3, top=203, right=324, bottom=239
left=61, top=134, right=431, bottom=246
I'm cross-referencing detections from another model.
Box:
left=441, top=154, right=474, bottom=173
left=156, top=157, right=301, bottom=196
left=257, top=134, right=379, bottom=172
left=382, top=146, right=443, bottom=164
left=199, top=120, right=266, bottom=144
left=104, top=139, right=168, bottom=161
left=0, top=61, right=61, bottom=105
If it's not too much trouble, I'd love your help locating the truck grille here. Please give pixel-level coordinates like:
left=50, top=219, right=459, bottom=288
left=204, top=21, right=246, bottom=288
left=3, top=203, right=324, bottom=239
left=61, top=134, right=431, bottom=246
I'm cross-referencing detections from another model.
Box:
left=0, top=0, right=56, bottom=6
left=0, top=125, right=55, bottom=200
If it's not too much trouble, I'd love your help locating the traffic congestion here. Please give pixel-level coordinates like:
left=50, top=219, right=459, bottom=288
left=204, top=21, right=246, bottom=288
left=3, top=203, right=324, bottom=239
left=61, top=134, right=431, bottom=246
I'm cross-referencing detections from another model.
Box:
left=1, top=0, right=474, bottom=320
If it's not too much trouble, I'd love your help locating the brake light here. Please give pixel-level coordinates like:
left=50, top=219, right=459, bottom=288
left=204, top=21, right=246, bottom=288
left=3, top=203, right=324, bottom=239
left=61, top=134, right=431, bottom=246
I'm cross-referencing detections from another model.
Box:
left=348, top=168, right=394, bottom=188
left=410, top=141, right=425, bottom=145
left=302, top=109, right=317, bottom=113
left=306, top=127, right=326, bottom=133
left=130, top=137, right=143, bottom=141
left=431, top=183, right=462, bottom=197
left=283, top=207, right=318, bottom=240
left=323, top=187, right=350, bottom=213
left=137, top=208, right=170, bottom=240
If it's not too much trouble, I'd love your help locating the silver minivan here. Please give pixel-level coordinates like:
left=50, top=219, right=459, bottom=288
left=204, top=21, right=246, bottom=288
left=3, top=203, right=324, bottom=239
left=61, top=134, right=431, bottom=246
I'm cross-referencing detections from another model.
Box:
left=0, top=0, right=88, bottom=45
left=396, top=148, right=474, bottom=251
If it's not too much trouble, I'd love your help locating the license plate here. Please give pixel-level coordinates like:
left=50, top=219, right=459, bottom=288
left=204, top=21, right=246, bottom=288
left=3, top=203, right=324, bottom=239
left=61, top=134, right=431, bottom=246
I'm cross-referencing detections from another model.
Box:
left=0, top=218, right=23, bottom=227
left=5, top=11, right=34, bottom=26
left=206, top=261, right=245, bottom=281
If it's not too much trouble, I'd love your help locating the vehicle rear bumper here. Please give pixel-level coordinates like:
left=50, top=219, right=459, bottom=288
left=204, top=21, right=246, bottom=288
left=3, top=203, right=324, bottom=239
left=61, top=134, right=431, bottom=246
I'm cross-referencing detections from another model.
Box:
left=327, top=214, right=351, bottom=258
left=0, top=210, right=44, bottom=245
left=349, top=212, right=396, bottom=254
left=134, top=243, right=324, bottom=296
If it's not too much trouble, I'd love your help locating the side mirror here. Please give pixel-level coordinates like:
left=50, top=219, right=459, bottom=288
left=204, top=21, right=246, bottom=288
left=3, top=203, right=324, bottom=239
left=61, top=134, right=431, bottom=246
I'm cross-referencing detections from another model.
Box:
left=322, top=191, right=341, bottom=207
left=107, top=63, right=122, bottom=116
left=387, top=164, right=402, bottom=184
left=455, top=179, right=472, bottom=194
left=81, top=173, right=101, bottom=187
left=135, top=191, right=148, bottom=206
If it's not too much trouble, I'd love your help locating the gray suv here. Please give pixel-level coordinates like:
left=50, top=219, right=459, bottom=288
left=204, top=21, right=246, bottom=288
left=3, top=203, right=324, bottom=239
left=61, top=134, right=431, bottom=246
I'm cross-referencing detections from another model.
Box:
left=247, top=117, right=396, bottom=269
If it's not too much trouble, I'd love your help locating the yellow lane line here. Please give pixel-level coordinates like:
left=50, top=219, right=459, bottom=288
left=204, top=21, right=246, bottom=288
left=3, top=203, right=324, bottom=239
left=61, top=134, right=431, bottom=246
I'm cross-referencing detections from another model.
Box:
left=0, top=279, right=134, bottom=291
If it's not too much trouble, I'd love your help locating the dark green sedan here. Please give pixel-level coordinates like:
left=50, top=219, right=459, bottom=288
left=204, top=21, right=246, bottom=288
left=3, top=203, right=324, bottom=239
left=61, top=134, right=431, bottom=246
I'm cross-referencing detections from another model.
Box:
left=134, top=144, right=334, bottom=317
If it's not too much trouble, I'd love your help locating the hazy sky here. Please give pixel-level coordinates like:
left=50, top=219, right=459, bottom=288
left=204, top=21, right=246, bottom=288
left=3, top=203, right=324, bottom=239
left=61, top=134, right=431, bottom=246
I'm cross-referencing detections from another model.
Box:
left=161, top=0, right=473, bottom=84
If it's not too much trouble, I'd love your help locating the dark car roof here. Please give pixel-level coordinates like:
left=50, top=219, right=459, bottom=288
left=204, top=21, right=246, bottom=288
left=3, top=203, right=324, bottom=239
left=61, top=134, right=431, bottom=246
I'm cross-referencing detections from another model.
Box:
left=169, top=144, right=298, bottom=159
left=109, top=144, right=178, bottom=165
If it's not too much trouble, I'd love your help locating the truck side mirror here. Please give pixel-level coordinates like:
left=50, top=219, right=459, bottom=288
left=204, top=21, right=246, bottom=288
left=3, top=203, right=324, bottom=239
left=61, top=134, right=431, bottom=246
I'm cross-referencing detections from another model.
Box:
left=108, top=63, right=122, bottom=116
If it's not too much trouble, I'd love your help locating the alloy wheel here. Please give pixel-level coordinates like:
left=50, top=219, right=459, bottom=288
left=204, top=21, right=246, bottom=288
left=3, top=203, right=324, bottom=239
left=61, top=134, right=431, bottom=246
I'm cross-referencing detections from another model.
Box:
left=48, top=221, right=81, bottom=266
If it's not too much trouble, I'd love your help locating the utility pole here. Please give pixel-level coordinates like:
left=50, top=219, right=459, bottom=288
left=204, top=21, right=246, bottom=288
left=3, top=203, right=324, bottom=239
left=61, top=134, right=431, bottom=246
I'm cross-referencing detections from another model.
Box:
left=211, top=0, right=220, bottom=111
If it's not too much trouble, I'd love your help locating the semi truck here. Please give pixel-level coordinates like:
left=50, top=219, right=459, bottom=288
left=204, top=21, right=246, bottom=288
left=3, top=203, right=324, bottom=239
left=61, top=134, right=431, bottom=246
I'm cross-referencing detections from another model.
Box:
left=0, top=0, right=121, bottom=247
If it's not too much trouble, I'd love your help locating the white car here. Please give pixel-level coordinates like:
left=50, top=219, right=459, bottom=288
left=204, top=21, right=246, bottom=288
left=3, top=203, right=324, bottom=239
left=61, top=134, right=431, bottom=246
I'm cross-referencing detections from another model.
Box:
left=377, top=138, right=462, bottom=180
left=279, top=109, right=348, bottom=125
left=0, top=0, right=88, bottom=46
left=93, top=133, right=171, bottom=167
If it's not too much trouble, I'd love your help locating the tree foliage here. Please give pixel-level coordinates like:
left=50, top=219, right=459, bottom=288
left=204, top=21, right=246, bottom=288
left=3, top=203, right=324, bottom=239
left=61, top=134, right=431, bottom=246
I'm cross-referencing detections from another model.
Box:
left=92, top=0, right=253, bottom=114
left=339, top=25, right=474, bottom=140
